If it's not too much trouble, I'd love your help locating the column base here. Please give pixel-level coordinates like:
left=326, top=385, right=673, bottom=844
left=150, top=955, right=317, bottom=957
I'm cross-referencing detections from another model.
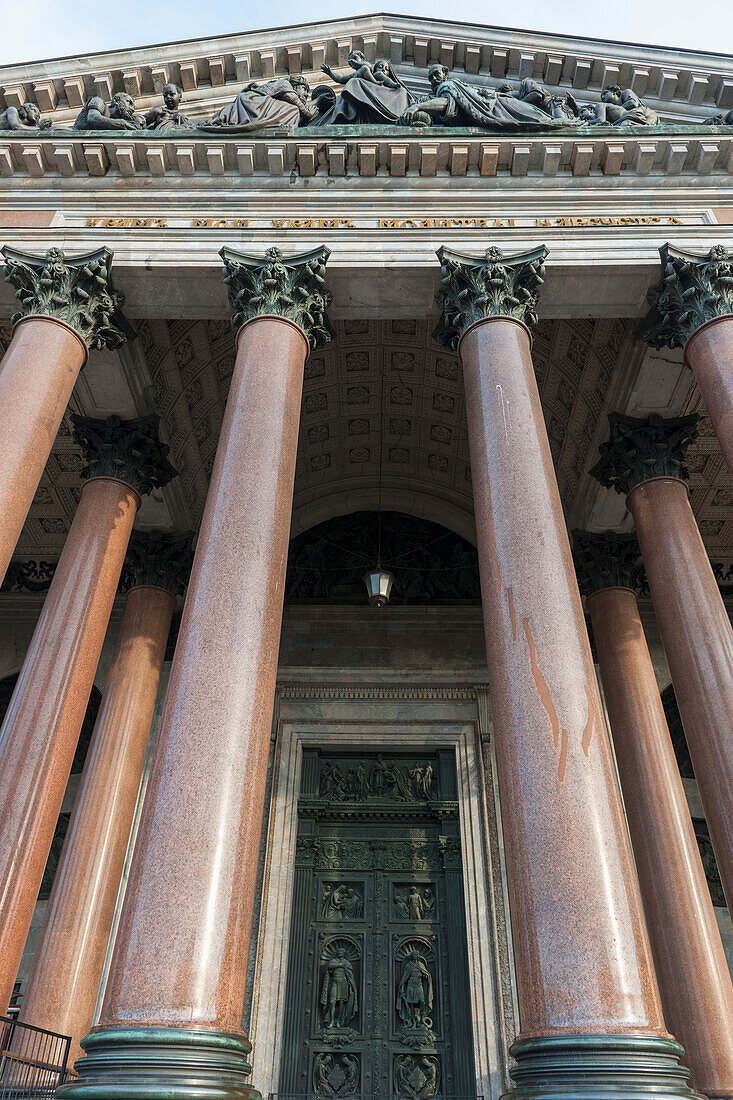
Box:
left=503, top=1034, right=703, bottom=1100
left=56, top=1027, right=261, bottom=1100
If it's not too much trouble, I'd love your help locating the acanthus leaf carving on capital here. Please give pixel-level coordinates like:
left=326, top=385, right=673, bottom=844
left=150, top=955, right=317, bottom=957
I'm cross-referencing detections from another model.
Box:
left=1, top=246, right=135, bottom=351
left=220, top=244, right=335, bottom=350
left=121, top=530, right=194, bottom=596
left=71, top=413, right=178, bottom=497
left=572, top=529, right=647, bottom=597
left=433, top=244, right=547, bottom=350
left=641, top=243, right=733, bottom=350
left=589, top=411, right=699, bottom=497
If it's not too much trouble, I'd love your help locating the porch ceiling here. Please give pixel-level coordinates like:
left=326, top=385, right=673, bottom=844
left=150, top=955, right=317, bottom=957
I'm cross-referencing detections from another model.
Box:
left=6, top=312, right=651, bottom=562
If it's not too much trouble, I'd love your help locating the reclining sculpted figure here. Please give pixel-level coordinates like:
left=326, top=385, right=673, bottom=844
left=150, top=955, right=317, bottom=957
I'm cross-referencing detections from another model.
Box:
left=200, top=74, right=316, bottom=131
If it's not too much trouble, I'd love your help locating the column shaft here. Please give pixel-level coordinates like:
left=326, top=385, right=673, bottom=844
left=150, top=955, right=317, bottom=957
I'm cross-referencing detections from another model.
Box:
left=98, top=317, right=306, bottom=1034
left=0, top=317, right=87, bottom=584
left=686, top=318, right=733, bottom=480
left=628, top=476, right=733, bottom=911
left=460, top=317, right=664, bottom=1036
left=18, top=585, right=175, bottom=1064
left=588, top=585, right=733, bottom=1098
left=0, top=476, right=138, bottom=1015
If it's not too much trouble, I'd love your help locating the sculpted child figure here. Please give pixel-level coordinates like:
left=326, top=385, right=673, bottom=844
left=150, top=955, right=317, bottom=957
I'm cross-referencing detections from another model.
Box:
left=145, top=83, right=190, bottom=130
left=0, top=104, right=50, bottom=130
left=321, top=50, right=375, bottom=84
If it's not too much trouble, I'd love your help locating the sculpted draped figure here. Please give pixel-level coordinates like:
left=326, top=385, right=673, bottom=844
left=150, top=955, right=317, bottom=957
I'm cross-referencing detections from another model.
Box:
left=400, top=63, right=568, bottom=129
left=200, top=73, right=316, bottom=131
left=308, top=49, right=418, bottom=125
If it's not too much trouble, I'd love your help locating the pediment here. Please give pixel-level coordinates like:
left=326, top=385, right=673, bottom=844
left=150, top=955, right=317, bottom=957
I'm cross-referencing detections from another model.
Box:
left=0, top=13, right=731, bottom=128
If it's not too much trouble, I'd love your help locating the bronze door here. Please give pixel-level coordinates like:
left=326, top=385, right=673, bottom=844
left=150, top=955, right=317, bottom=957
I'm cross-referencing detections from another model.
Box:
left=278, top=750, right=477, bottom=1100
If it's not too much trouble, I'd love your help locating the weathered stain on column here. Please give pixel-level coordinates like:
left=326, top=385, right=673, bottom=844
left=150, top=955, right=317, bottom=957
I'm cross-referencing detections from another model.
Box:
left=592, top=414, right=733, bottom=916
left=99, top=315, right=308, bottom=1032
left=642, top=243, right=733, bottom=479
left=460, top=317, right=662, bottom=1035
left=0, top=246, right=132, bottom=586
left=0, top=477, right=139, bottom=1016
left=436, top=245, right=697, bottom=1100
left=575, top=531, right=733, bottom=1099
left=56, top=248, right=334, bottom=1100
left=18, top=531, right=192, bottom=1064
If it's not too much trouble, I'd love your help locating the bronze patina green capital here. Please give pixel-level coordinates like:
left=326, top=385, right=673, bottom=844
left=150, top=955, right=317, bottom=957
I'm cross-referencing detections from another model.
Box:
left=71, top=413, right=177, bottom=497
left=434, top=243, right=547, bottom=349
left=572, top=530, right=647, bottom=597
left=2, top=246, right=135, bottom=350
left=121, top=531, right=194, bottom=595
left=220, top=244, right=334, bottom=350
left=641, top=243, right=733, bottom=349
left=590, top=411, right=699, bottom=497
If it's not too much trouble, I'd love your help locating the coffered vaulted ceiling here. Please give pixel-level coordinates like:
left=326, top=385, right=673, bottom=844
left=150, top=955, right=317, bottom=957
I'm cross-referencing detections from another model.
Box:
left=8, top=315, right=733, bottom=575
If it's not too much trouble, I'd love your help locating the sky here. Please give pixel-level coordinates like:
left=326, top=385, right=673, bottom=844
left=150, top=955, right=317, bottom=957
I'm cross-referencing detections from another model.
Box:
left=2, top=0, right=731, bottom=67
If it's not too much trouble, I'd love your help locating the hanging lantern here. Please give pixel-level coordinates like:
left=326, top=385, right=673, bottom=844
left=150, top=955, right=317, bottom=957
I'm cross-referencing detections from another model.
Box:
left=363, top=565, right=394, bottom=607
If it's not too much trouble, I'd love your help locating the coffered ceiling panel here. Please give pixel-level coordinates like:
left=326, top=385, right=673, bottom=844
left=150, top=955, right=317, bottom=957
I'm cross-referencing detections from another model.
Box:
left=12, top=313, right=731, bottom=575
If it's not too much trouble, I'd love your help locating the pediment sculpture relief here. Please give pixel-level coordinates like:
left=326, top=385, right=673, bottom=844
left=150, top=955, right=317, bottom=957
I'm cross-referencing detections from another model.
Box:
left=199, top=74, right=316, bottom=131
left=6, top=60, right=733, bottom=135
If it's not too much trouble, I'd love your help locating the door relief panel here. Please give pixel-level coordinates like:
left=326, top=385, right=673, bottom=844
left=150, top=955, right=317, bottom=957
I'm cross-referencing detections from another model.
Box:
left=280, top=750, right=476, bottom=1099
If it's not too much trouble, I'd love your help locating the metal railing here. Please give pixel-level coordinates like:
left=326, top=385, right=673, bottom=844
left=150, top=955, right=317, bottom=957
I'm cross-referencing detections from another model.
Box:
left=0, top=1017, right=71, bottom=1099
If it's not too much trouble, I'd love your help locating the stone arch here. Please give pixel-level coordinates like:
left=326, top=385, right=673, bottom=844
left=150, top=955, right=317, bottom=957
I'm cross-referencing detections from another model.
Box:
left=291, top=484, right=476, bottom=546
left=285, top=508, right=480, bottom=605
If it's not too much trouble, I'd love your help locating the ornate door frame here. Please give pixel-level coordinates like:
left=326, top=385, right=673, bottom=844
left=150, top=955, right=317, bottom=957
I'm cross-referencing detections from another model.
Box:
left=248, top=697, right=516, bottom=1100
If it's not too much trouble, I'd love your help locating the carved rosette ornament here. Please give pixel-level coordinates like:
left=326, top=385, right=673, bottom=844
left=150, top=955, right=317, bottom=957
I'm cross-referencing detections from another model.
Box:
left=572, top=530, right=647, bottom=597
left=433, top=244, right=547, bottom=349
left=121, top=531, right=194, bottom=595
left=589, top=412, right=699, bottom=497
left=1, top=246, right=134, bottom=350
left=220, top=245, right=334, bottom=350
left=641, top=243, right=733, bottom=349
left=71, top=413, right=178, bottom=496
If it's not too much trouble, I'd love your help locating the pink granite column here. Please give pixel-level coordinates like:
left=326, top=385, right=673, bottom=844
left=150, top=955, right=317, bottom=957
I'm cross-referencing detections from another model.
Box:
left=436, top=246, right=695, bottom=1100
left=0, top=246, right=132, bottom=586
left=643, top=244, right=733, bottom=479
left=0, top=416, right=175, bottom=1018
left=685, top=317, right=733, bottom=477
left=19, top=532, right=192, bottom=1066
left=61, top=247, right=332, bottom=1100
left=591, top=413, right=733, bottom=917
left=575, top=531, right=733, bottom=1099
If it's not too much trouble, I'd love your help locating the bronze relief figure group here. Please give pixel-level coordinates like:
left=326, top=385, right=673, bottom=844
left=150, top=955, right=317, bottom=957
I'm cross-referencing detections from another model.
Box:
left=3, top=50, right=732, bottom=134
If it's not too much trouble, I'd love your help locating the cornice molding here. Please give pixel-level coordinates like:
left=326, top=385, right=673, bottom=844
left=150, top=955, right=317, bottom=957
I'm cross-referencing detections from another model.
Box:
left=1, top=128, right=730, bottom=182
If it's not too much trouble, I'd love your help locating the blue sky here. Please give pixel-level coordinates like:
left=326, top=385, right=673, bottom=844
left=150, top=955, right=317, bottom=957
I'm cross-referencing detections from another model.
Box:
left=4, top=0, right=731, bottom=65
